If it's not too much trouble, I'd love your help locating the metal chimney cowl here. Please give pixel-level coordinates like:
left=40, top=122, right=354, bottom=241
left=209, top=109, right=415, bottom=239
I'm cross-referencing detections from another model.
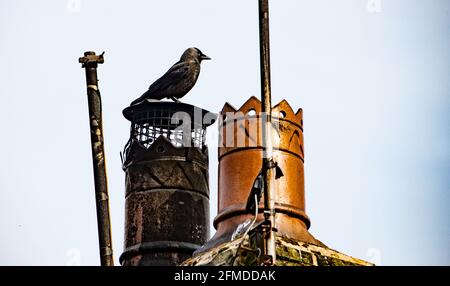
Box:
left=120, top=101, right=216, bottom=266
left=201, top=96, right=322, bottom=250
left=183, top=97, right=373, bottom=266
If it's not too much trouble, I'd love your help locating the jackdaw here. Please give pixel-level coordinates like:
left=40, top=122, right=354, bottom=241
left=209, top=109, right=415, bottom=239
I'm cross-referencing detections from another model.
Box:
left=130, top=47, right=211, bottom=105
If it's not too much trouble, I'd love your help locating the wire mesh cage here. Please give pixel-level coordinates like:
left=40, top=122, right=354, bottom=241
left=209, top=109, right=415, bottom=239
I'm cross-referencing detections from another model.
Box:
left=123, top=101, right=216, bottom=153
left=130, top=110, right=205, bottom=148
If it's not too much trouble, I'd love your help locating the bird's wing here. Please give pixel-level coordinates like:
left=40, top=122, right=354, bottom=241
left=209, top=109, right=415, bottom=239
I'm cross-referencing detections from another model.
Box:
left=130, top=61, right=191, bottom=105
left=146, top=61, right=190, bottom=95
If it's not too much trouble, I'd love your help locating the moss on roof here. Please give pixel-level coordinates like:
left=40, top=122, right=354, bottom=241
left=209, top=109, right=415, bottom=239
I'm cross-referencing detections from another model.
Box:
left=181, top=234, right=373, bottom=266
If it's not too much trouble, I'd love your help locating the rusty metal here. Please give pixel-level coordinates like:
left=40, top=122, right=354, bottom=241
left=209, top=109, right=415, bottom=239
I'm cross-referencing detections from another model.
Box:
left=258, top=0, right=276, bottom=264
left=78, top=51, right=114, bottom=266
left=249, top=220, right=273, bottom=266
left=199, top=97, right=325, bottom=252
left=120, top=101, right=216, bottom=266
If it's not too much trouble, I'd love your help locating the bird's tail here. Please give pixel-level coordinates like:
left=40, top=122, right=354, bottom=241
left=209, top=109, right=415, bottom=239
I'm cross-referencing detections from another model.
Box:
left=130, top=90, right=149, bottom=106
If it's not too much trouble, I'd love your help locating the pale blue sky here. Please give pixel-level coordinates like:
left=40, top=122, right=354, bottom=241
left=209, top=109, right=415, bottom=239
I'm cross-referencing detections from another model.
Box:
left=0, top=0, right=448, bottom=265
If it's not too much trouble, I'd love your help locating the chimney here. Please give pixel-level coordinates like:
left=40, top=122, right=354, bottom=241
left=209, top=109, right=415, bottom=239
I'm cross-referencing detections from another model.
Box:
left=184, top=97, right=372, bottom=266
left=120, top=101, right=216, bottom=266
left=201, top=96, right=323, bottom=250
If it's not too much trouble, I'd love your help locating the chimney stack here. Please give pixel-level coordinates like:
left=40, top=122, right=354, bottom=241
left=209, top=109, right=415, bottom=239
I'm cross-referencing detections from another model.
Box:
left=200, top=96, right=323, bottom=251
left=183, top=97, right=372, bottom=266
left=120, top=101, right=216, bottom=266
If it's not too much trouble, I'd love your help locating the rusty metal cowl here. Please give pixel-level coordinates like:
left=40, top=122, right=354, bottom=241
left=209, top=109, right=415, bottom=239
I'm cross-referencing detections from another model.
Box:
left=198, top=97, right=324, bottom=253
left=120, top=137, right=210, bottom=266
left=120, top=101, right=215, bottom=266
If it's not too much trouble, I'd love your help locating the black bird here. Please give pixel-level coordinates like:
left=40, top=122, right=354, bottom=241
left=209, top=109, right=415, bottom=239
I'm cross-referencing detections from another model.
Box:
left=130, top=47, right=211, bottom=105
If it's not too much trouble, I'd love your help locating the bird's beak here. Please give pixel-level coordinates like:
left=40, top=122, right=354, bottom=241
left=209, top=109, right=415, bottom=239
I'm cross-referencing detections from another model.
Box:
left=201, top=54, right=211, bottom=60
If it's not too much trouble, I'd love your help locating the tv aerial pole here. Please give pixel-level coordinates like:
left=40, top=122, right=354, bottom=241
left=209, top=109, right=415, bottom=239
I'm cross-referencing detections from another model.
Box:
left=258, top=0, right=276, bottom=265
left=79, top=51, right=114, bottom=266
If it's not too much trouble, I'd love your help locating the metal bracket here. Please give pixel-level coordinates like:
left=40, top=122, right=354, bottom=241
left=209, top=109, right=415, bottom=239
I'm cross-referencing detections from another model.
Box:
left=249, top=219, right=277, bottom=266
left=79, top=51, right=105, bottom=68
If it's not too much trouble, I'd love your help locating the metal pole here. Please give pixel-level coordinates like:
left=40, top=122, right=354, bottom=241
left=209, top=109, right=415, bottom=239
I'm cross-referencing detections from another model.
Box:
left=258, top=0, right=276, bottom=265
left=79, top=51, right=114, bottom=266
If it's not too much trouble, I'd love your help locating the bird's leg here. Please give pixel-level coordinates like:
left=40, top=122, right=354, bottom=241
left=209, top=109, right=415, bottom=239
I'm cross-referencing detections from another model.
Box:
left=170, top=96, right=181, bottom=103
